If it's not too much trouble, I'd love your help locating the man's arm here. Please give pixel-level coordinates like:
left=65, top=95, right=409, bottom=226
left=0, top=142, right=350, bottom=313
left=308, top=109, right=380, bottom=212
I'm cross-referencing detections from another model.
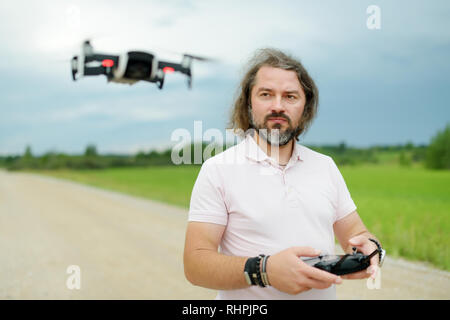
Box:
left=184, top=221, right=342, bottom=293
left=183, top=221, right=249, bottom=290
left=333, top=210, right=381, bottom=279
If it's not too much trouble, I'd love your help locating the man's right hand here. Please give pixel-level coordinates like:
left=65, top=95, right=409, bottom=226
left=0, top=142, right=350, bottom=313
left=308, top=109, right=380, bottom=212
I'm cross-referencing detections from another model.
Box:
left=266, top=247, right=343, bottom=295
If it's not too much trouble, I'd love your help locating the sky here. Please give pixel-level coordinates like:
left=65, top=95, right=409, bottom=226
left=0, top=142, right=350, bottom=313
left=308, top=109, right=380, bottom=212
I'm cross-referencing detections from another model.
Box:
left=0, top=0, right=449, bottom=155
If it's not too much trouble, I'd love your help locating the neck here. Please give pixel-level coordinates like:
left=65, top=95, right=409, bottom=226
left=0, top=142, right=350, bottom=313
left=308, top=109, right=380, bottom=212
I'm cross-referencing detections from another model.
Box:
left=254, top=132, right=294, bottom=165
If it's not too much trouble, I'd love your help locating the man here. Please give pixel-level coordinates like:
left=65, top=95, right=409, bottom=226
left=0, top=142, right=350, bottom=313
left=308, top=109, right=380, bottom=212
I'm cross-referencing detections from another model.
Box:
left=183, top=48, right=384, bottom=299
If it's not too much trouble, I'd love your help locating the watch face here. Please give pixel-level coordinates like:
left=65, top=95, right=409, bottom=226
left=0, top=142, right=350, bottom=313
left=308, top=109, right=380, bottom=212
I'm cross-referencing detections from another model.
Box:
left=380, top=249, right=386, bottom=266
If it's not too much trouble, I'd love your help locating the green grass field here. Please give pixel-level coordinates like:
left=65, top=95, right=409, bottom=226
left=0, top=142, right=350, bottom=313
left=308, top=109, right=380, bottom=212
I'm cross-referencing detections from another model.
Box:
left=36, top=164, right=450, bottom=271
left=339, top=165, right=449, bottom=271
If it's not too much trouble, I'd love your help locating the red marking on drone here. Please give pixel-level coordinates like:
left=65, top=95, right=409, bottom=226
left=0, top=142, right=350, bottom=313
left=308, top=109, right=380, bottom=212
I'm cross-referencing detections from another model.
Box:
left=163, top=67, right=175, bottom=73
left=102, top=59, right=114, bottom=67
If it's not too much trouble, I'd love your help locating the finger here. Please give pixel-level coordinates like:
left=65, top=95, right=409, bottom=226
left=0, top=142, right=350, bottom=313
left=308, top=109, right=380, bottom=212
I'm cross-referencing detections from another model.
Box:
left=370, top=255, right=379, bottom=267
left=350, top=237, right=379, bottom=256
left=340, top=260, right=379, bottom=280
left=292, top=246, right=321, bottom=258
left=348, top=235, right=367, bottom=246
left=303, top=265, right=342, bottom=284
left=367, top=264, right=380, bottom=279
left=341, top=270, right=371, bottom=280
left=304, top=277, right=335, bottom=290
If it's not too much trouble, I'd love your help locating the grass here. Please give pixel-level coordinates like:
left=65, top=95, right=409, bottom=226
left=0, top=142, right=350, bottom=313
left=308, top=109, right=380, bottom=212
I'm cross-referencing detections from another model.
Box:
left=35, top=163, right=450, bottom=271
left=35, top=165, right=202, bottom=209
left=340, top=164, right=449, bottom=270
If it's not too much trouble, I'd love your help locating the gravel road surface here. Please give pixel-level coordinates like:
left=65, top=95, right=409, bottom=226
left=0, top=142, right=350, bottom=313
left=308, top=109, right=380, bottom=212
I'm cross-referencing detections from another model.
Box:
left=1, top=170, right=448, bottom=299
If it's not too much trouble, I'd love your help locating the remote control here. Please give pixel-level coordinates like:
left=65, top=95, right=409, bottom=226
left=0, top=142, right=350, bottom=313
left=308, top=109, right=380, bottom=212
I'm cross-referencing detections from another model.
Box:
left=301, top=248, right=379, bottom=276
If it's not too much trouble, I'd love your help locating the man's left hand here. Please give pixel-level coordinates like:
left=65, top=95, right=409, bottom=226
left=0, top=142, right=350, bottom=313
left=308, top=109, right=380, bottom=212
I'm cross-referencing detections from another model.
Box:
left=341, top=235, right=379, bottom=280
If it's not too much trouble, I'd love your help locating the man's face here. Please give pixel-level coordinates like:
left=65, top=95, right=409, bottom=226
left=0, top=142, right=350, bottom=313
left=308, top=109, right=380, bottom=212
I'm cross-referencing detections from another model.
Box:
left=249, top=66, right=306, bottom=146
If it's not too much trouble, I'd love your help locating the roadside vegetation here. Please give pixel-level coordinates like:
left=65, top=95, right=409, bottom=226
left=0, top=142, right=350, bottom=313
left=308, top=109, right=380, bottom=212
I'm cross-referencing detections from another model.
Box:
left=1, top=124, right=448, bottom=270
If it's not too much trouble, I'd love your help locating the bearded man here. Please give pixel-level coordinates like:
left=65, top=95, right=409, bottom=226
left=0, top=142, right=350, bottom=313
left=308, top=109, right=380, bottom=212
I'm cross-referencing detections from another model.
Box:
left=183, top=48, right=384, bottom=300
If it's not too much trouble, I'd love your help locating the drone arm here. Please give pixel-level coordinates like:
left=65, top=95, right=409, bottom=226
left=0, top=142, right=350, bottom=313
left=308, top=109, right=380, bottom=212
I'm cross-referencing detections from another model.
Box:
left=151, top=69, right=165, bottom=89
left=187, top=72, right=192, bottom=89
left=71, top=56, right=78, bottom=80
left=157, top=61, right=185, bottom=72
left=84, top=66, right=106, bottom=76
left=158, top=76, right=164, bottom=89
left=158, top=60, right=192, bottom=89
left=85, top=54, right=119, bottom=64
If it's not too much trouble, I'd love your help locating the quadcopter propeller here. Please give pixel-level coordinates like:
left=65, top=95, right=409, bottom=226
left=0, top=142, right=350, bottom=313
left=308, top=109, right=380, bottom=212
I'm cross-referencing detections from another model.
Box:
left=182, top=53, right=216, bottom=62
left=50, top=58, right=73, bottom=63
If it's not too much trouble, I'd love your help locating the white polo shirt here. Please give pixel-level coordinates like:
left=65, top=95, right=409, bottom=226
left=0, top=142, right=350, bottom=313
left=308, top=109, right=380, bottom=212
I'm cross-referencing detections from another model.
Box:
left=188, top=134, right=357, bottom=300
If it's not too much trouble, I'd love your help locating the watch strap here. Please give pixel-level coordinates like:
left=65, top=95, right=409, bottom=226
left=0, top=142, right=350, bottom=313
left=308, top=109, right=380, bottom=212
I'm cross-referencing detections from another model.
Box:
left=368, top=238, right=385, bottom=266
left=244, top=257, right=258, bottom=285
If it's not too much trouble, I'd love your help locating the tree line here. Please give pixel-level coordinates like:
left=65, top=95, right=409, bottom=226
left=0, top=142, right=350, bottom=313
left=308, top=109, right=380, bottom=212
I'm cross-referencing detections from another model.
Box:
left=1, top=124, right=448, bottom=171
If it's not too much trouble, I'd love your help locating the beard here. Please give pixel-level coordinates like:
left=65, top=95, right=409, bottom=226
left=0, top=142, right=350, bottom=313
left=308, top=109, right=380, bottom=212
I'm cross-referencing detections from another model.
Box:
left=248, top=108, right=301, bottom=146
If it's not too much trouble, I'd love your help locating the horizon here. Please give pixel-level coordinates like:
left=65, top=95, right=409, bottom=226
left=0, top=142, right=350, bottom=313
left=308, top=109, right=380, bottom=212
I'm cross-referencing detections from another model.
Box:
left=1, top=137, right=429, bottom=158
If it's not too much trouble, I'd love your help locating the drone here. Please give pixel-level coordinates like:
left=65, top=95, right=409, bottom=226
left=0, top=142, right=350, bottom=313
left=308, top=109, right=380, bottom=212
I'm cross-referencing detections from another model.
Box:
left=71, top=40, right=211, bottom=89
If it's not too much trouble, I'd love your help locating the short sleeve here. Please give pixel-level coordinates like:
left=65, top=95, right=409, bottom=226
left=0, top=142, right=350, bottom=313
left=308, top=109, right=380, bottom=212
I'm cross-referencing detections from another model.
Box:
left=328, top=158, right=357, bottom=222
left=188, top=160, right=228, bottom=225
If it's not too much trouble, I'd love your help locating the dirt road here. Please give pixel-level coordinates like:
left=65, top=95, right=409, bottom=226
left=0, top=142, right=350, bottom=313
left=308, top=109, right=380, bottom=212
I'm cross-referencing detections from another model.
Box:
left=0, top=170, right=448, bottom=299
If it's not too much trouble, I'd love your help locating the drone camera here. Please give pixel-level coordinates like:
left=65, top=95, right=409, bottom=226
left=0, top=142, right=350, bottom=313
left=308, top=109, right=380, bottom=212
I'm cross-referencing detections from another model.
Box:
left=123, top=51, right=155, bottom=80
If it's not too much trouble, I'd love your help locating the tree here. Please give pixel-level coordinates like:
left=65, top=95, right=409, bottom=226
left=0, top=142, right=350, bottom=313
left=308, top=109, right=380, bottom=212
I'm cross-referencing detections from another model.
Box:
left=24, top=145, right=33, bottom=159
left=425, top=124, right=450, bottom=169
left=337, top=141, right=347, bottom=153
left=84, top=144, right=98, bottom=157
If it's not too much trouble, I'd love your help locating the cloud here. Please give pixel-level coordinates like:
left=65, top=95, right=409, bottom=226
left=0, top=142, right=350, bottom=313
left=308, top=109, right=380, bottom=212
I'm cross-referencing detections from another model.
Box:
left=1, top=0, right=449, bottom=154
left=47, top=102, right=173, bottom=123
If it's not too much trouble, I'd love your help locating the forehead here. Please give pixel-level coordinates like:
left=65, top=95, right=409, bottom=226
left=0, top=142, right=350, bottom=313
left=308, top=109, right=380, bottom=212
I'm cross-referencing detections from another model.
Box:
left=253, top=65, right=302, bottom=91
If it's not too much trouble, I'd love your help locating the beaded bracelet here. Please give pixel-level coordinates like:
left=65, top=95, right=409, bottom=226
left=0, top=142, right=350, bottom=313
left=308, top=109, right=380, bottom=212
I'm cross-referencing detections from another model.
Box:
left=256, top=254, right=265, bottom=287
left=261, top=255, right=270, bottom=286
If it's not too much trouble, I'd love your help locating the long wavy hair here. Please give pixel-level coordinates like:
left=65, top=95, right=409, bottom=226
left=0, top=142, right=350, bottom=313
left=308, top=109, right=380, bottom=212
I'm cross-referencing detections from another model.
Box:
left=228, top=48, right=319, bottom=141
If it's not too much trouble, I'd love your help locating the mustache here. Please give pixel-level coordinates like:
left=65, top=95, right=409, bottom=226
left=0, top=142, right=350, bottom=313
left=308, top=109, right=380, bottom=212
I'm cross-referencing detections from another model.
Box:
left=264, top=113, right=292, bottom=126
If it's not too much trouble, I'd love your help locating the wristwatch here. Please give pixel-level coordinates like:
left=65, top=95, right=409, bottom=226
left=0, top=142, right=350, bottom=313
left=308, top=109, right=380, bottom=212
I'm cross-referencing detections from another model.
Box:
left=244, top=257, right=258, bottom=285
left=369, top=238, right=386, bottom=267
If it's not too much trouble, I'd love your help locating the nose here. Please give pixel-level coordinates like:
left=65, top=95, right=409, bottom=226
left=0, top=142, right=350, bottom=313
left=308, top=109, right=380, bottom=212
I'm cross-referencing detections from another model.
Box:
left=270, top=95, right=285, bottom=114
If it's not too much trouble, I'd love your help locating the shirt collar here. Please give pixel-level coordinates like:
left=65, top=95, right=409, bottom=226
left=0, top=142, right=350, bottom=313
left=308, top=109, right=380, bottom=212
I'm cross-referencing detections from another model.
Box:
left=244, top=133, right=303, bottom=164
